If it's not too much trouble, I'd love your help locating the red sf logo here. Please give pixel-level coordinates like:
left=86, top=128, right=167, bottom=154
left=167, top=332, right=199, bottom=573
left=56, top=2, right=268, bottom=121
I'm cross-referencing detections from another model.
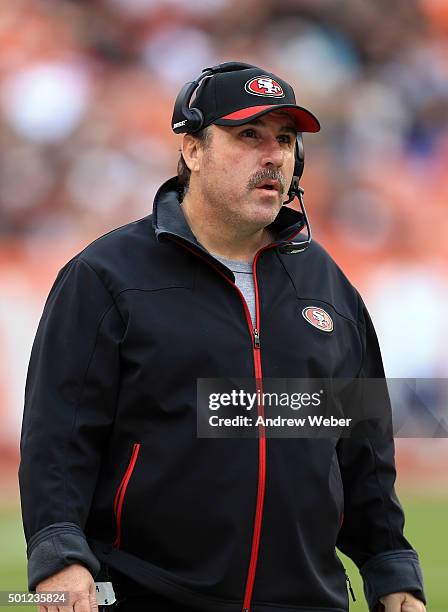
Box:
left=302, top=307, right=334, bottom=332
left=245, top=76, right=285, bottom=98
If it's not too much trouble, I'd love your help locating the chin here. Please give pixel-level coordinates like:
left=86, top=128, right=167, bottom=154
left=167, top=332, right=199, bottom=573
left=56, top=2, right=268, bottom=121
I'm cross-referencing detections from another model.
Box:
left=247, top=207, right=281, bottom=228
left=255, top=198, right=283, bottom=217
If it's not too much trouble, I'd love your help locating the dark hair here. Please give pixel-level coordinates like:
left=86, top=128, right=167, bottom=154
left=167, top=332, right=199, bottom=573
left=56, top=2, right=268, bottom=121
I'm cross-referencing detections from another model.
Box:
left=177, top=127, right=211, bottom=196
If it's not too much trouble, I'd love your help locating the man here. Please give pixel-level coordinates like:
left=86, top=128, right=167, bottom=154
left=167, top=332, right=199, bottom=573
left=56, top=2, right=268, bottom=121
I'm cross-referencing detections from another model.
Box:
left=20, top=62, right=426, bottom=612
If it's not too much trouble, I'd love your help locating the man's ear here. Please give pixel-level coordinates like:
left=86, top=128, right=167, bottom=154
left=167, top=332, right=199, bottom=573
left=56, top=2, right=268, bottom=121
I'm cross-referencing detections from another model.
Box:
left=182, top=134, right=201, bottom=173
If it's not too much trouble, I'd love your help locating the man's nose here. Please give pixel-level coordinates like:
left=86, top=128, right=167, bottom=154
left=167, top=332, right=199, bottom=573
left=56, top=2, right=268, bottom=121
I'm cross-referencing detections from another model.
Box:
left=260, top=138, right=284, bottom=168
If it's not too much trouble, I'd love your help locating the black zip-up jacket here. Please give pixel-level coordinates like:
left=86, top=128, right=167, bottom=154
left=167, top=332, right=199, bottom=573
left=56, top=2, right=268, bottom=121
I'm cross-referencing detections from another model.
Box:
left=19, top=177, right=425, bottom=612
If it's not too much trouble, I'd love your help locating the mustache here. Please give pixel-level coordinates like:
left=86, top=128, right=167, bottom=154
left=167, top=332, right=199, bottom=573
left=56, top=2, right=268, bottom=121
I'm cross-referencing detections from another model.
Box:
left=247, top=168, right=287, bottom=194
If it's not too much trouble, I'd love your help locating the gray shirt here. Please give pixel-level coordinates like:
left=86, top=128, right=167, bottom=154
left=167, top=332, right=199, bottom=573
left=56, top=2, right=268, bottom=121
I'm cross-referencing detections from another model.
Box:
left=211, top=254, right=256, bottom=326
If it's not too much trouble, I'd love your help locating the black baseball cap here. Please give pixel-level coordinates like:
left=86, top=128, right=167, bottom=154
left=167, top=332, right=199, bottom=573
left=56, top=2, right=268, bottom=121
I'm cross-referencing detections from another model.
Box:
left=192, top=65, right=320, bottom=133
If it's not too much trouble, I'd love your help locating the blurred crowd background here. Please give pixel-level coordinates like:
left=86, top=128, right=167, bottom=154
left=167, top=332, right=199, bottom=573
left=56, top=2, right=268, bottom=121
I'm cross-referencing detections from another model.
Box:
left=0, top=0, right=447, bottom=604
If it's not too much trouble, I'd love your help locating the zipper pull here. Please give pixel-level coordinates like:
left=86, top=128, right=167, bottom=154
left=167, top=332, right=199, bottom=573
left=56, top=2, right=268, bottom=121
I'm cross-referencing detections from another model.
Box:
left=253, top=328, right=260, bottom=348
left=345, top=571, right=356, bottom=602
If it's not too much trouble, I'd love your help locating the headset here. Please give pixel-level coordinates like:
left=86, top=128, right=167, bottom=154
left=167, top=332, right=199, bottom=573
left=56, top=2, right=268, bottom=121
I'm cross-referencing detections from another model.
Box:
left=172, top=62, right=312, bottom=253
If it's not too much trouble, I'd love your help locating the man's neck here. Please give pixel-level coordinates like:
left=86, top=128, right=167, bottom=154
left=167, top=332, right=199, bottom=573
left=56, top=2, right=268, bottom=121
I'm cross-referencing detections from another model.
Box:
left=181, top=193, right=273, bottom=263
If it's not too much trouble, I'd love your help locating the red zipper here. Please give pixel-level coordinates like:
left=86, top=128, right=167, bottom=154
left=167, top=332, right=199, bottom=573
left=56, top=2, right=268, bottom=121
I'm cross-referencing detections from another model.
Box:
left=166, top=236, right=300, bottom=612
left=241, top=247, right=268, bottom=612
left=199, top=251, right=267, bottom=612
left=113, top=442, right=141, bottom=549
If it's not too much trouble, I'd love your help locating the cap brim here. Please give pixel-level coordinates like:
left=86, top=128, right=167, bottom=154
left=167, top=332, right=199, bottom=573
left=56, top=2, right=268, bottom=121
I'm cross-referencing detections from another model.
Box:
left=213, top=104, right=320, bottom=133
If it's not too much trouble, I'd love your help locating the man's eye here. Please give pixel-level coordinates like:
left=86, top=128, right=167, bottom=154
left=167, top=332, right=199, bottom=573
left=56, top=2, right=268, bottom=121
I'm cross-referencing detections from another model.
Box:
left=242, top=129, right=257, bottom=138
left=278, top=135, right=292, bottom=144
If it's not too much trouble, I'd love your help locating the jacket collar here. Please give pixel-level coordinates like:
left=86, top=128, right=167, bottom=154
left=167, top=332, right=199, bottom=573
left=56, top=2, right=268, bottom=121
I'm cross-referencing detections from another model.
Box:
left=152, top=176, right=305, bottom=249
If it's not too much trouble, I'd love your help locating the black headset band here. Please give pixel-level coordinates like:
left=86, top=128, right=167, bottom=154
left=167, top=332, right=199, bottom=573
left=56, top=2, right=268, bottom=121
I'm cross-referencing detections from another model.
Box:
left=173, top=63, right=257, bottom=134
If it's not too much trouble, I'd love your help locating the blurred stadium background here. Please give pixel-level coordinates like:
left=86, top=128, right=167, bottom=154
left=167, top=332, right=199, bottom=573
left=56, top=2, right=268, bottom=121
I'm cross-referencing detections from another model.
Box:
left=0, top=0, right=447, bottom=609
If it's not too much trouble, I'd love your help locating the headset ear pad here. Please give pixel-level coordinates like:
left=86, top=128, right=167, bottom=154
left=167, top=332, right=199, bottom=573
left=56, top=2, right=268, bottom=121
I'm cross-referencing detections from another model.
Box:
left=294, top=133, right=304, bottom=179
left=172, top=82, right=205, bottom=134
left=286, top=134, right=304, bottom=197
left=184, top=107, right=204, bottom=133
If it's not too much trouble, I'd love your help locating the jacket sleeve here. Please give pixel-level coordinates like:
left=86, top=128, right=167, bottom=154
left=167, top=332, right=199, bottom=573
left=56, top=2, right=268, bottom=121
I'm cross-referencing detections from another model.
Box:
left=19, top=257, right=125, bottom=590
left=336, top=293, right=426, bottom=611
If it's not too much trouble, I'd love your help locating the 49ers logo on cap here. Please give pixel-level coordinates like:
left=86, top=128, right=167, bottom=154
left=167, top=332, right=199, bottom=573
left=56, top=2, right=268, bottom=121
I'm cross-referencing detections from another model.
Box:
left=245, top=76, right=285, bottom=98
left=302, top=306, right=333, bottom=332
